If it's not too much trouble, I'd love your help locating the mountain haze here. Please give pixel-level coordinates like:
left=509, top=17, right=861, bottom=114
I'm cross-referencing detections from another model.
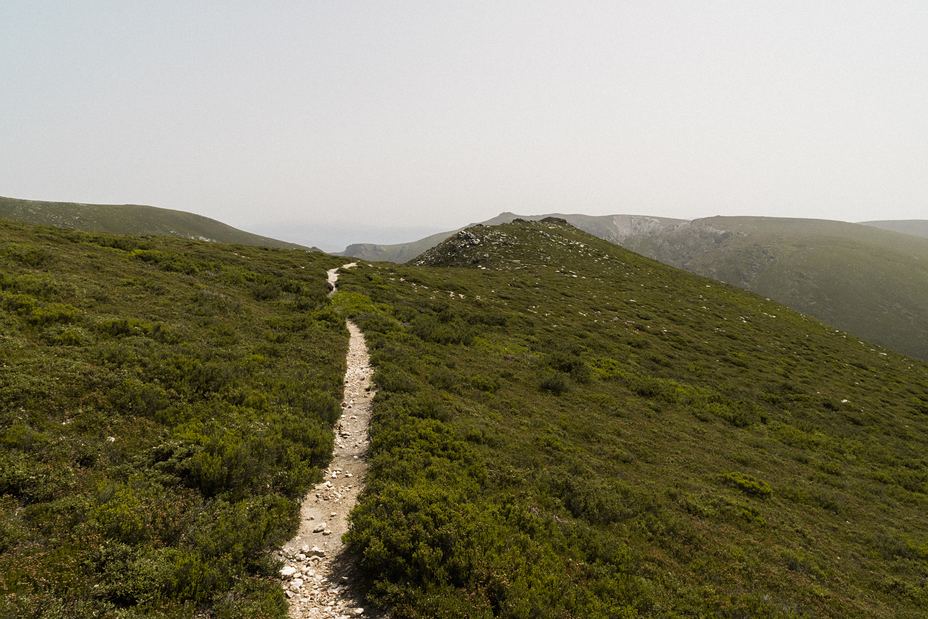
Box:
left=863, top=220, right=928, bottom=240
left=0, top=196, right=307, bottom=249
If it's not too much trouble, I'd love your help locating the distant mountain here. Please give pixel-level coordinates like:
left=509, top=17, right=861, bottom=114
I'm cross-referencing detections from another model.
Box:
left=346, top=213, right=928, bottom=360
left=343, top=230, right=454, bottom=263
left=0, top=196, right=309, bottom=249
left=341, top=212, right=686, bottom=262
left=863, top=219, right=928, bottom=240
left=622, top=216, right=928, bottom=360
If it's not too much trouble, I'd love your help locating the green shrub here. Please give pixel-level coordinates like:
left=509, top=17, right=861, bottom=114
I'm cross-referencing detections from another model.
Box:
left=1, top=423, right=48, bottom=451
left=180, top=432, right=251, bottom=497
left=347, top=483, right=480, bottom=589
left=411, top=314, right=474, bottom=345
left=251, top=282, right=281, bottom=301
left=110, top=378, right=170, bottom=417
left=552, top=474, right=653, bottom=525
left=91, top=483, right=152, bottom=544
left=539, top=372, right=569, bottom=395
left=696, top=401, right=754, bottom=427
left=85, top=234, right=149, bottom=251
left=41, top=324, right=92, bottom=346
left=428, top=366, right=458, bottom=391
left=0, top=291, right=37, bottom=314
left=546, top=344, right=590, bottom=383
left=0, top=452, right=70, bottom=504
left=721, top=472, right=773, bottom=498
left=130, top=249, right=202, bottom=274
left=213, top=577, right=287, bottom=619
left=377, top=366, right=419, bottom=393
left=467, top=374, right=499, bottom=392
left=193, top=289, right=242, bottom=315
left=5, top=243, right=53, bottom=267
left=26, top=302, right=79, bottom=326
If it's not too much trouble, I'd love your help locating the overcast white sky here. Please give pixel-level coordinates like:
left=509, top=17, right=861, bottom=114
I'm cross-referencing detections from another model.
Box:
left=2, top=1, right=926, bottom=249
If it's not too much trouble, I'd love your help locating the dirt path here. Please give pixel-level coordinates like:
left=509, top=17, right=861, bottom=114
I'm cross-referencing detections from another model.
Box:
left=279, top=263, right=373, bottom=618
left=326, top=264, right=354, bottom=296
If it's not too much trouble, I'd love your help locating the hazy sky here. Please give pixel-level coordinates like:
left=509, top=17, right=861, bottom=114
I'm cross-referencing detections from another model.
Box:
left=2, top=1, right=926, bottom=249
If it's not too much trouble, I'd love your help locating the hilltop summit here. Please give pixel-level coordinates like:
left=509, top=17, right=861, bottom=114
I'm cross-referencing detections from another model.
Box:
left=412, top=218, right=618, bottom=269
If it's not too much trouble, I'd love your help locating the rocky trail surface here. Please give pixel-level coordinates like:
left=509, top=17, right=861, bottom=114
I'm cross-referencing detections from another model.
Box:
left=279, top=263, right=376, bottom=618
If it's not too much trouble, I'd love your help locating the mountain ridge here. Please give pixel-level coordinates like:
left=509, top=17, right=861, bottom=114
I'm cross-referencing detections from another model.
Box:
left=0, top=195, right=311, bottom=249
left=346, top=212, right=928, bottom=360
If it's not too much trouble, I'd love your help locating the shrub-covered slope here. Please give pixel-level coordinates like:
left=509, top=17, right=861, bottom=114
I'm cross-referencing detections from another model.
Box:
left=345, top=212, right=928, bottom=360
left=0, top=221, right=346, bottom=617
left=337, top=219, right=928, bottom=617
left=0, top=196, right=307, bottom=249
left=621, top=216, right=928, bottom=361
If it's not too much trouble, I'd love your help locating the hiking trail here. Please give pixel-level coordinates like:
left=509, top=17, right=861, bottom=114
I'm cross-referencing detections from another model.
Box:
left=279, top=262, right=374, bottom=618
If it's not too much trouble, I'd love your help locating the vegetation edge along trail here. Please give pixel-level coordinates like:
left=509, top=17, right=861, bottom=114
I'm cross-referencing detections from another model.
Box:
left=0, top=220, right=347, bottom=617
left=335, top=219, right=928, bottom=618
left=278, top=264, right=375, bottom=618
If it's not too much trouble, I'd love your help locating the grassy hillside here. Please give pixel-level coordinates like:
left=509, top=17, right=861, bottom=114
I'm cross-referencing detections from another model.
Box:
left=336, top=219, right=928, bottom=617
left=863, top=220, right=928, bottom=240
left=345, top=213, right=928, bottom=360
left=343, top=230, right=453, bottom=264
left=0, top=221, right=346, bottom=617
left=624, top=217, right=928, bottom=360
left=0, top=196, right=307, bottom=249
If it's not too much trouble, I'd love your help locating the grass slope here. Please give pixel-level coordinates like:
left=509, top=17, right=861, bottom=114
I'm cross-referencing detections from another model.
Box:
left=863, top=220, right=928, bottom=240
left=343, top=230, right=453, bottom=264
left=0, top=196, right=306, bottom=249
left=335, top=219, right=928, bottom=617
left=345, top=213, right=928, bottom=360
left=0, top=221, right=346, bottom=617
left=624, top=216, right=928, bottom=360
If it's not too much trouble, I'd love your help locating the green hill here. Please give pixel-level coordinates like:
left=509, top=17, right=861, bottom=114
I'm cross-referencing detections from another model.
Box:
left=5, top=217, right=928, bottom=617
left=340, top=212, right=686, bottom=262
left=336, top=219, right=928, bottom=617
left=0, top=220, right=345, bottom=617
left=346, top=213, right=928, bottom=360
left=623, top=216, right=928, bottom=361
left=0, top=196, right=307, bottom=249
left=343, top=230, right=453, bottom=264
left=863, top=219, right=928, bottom=240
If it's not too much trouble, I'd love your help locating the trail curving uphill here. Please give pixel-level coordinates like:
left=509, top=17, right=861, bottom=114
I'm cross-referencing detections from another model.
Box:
left=279, top=263, right=374, bottom=618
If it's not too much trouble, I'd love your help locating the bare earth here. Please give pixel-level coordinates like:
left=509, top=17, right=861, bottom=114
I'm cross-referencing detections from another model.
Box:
left=278, top=264, right=374, bottom=618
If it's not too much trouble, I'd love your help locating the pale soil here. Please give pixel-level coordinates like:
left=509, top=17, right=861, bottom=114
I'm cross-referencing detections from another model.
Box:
left=278, top=264, right=376, bottom=618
